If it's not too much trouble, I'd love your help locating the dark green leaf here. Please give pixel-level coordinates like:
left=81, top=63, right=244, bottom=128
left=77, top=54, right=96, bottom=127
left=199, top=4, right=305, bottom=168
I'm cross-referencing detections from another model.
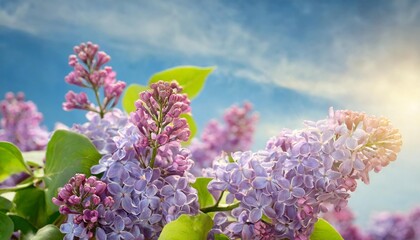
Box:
left=44, top=130, right=101, bottom=215
left=0, top=212, right=14, bottom=240
left=180, top=113, right=197, bottom=147
left=13, top=187, right=47, bottom=228
left=0, top=142, right=30, bottom=182
left=8, top=214, right=37, bottom=240
left=310, top=218, right=343, bottom=240
left=159, top=213, right=213, bottom=240
left=31, top=224, right=63, bottom=240
left=149, top=66, right=215, bottom=99
left=122, top=84, right=149, bottom=113
left=0, top=196, right=13, bottom=213
left=191, top=177, right=215, bottom=209
left=214, top=233, right=230, bottom=240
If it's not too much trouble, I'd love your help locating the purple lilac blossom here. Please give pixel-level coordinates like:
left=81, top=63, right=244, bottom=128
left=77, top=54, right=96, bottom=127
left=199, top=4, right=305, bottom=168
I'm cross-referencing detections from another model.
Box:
left=72, top=109, right=129, bottom=155
left=52, top=174, right=114, bottom=239
left=325, top=205, right=420, bottom=240
left=63, top=42, right=126, bottom=114
left=0, top=92, right=49, bottom=151
left=189, top=102, right=258, bottom=175
left=74, top=80, right=199, bottom=239
left=207, top=108, right=402, bottom=239
left=367, top=207, right=420, bottom=240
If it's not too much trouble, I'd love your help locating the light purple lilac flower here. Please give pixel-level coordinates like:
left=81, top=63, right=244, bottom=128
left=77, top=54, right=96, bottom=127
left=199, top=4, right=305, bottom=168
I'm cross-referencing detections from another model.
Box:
left=82, top=80, right=199, bottom=239
left=207, top=108, right=402, bottom=239
left=63, top=42, right=126, bottom=116
left=0, top=92, right=49, bottom=151
left=189, top=102, right=258, bottom=175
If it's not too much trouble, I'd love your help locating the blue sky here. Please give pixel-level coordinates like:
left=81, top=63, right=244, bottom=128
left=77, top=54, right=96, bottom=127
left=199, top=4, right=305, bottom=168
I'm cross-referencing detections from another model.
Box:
left=1, top=0, right=420, bottom=227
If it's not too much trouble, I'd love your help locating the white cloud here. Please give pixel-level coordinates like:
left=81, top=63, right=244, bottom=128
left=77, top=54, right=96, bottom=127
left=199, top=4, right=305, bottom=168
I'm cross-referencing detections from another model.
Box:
left=1, top=0, right=420, bottom=148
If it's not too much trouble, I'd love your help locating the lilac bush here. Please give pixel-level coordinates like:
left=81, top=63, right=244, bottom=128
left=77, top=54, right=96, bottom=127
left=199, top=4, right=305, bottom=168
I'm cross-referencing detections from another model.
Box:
left=0, top=41, right=405, bottom=240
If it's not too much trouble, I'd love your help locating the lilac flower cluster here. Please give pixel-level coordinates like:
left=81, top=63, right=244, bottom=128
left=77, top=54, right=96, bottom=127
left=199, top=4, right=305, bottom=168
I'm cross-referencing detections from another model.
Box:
left=57, top=80, right=199, bottom=239
left=72, top=109, right=129, bottom=154
left=63, top=42, right=126, bottom=117
left=207, top=108, right=402, bottom=239
left=324, top=205, right=420, bottom=240
left=189, top=102, right=258, bottom=174
left=0, top=92, right=49, bottom=151
left=52, top=174, right=114, bottom=239
left=129, top=80, right=192, bottom=174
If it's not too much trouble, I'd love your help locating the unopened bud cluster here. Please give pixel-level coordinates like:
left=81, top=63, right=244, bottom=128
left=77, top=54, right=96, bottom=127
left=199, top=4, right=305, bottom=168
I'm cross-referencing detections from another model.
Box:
left=63, top=42, right=125, bottom=115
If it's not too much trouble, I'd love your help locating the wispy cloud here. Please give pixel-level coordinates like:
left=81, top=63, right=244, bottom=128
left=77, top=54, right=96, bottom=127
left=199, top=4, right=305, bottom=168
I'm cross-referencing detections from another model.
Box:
left=1, top=0, right=420, bottom=148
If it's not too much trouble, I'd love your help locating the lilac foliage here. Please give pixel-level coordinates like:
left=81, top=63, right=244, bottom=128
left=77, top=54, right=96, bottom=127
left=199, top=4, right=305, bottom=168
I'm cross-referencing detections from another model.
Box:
left=207, top=108, right=402, bottom=239
left=189, top=102, right=258, bottom=174
left=0, top=92, right=49, bottom=151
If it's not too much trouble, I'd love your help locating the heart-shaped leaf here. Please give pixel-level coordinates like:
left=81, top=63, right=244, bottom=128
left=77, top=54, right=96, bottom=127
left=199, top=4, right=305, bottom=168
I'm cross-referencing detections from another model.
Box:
left=149, top=66, right=215, bottom=100
left=310, top=218, right=343, bottom=240
left=44, top=130, right=101, bottom=215
left=122, top=84, right=149, bottom=113
left=0, top=212, right=14, bottom=240
left=0, top=142, right=31, bottom=182
left=191, top=177, right=215, bottom=209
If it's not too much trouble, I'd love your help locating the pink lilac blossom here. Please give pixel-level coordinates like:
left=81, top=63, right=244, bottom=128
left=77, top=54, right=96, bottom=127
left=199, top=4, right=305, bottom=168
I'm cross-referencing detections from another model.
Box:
left=52, top=174, right=114, bottom=239
left=0, top=92, right=49, bottom=151
left=189, top=102, right=258, bottom=175
left=206, top=108, right=402, bottom=239
left=63, top=42, right=126, bottom=116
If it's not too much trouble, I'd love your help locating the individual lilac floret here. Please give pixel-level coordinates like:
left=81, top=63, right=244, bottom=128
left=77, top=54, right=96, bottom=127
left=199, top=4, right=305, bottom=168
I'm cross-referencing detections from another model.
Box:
left=0, top=92, right=49, bottom=151
left=206, top=108, right=401, bottom=239
left=52, top=174, right=114, bottom=239
left=189, top=102, right=258, bottom=175
left=63, top=42, right=126, bottom=117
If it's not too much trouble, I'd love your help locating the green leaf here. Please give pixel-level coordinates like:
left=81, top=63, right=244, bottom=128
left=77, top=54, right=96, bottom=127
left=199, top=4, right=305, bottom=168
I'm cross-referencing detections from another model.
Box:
left=149, top=66, right=215, bottom=100
left=13, top=187, right=47, bottom=228
left=214, top=233, right=230, bottom=240
left=22, top=151, right=45, bottom=167
left=8, top=214, right=37, bottom=240
left=122, top=84, right=149, bottom=113
left=310, top=218, right=344, bottom=240
left=159, top=213, right=213, bottom=240
left=0, top=196, right=13, bottom=213
left=180, top=113, right=197, bottom=147
left=0, top=142, right=31, bottom=182
left=44, top=130, right=101, bottom=215
left=0, top=212, right=14, bottom=240
left=191, top=177, right=215, bottom=209
left=31, top=224, right=63, bottom=240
